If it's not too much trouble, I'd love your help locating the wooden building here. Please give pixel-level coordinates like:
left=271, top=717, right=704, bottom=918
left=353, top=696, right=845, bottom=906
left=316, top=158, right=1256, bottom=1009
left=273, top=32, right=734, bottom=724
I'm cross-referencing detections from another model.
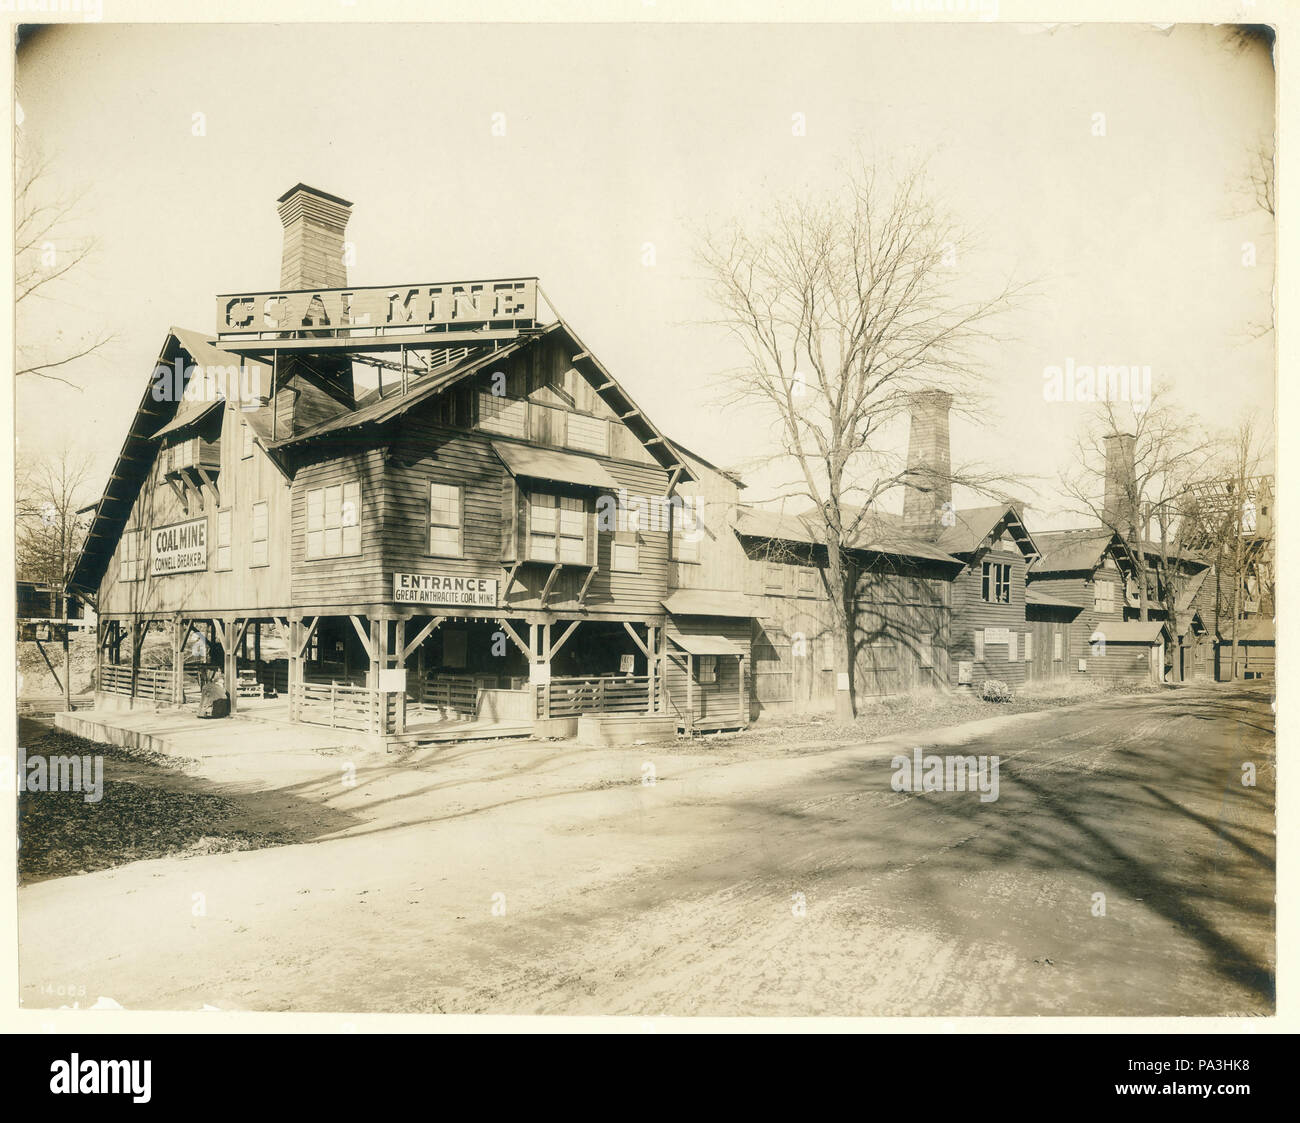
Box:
left=67, top=185, right=754, bottom=748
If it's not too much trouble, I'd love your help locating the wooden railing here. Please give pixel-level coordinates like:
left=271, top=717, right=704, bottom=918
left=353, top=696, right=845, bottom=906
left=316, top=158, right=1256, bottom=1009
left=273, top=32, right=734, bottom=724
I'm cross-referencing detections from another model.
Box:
left=294, top=682, right=397, bottom=734
left=98, top=664, right=134, bottom=696
left=538, top=674, right=658, bottom=719
left=423, top=674, right=478, bottom=718
left=98, top=664, right=178, bottom=700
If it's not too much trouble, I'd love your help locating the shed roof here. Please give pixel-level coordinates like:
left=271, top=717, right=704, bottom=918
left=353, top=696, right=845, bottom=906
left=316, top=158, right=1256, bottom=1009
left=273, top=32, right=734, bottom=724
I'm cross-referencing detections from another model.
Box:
left=1093, top=621, right=1168, bottom=644
left=671, top=633, right=744, bottom=656
left=731, top=505, right=964, bottom=566
left=1025, top=587, right=1085, bottom=610
left=151, top=397, right=224, bottom=439
left=1220, top=618, right=1274, bottom=643
left=491, top=440, right=619, bottom=491
left=662, top=589, right=758, bottom=617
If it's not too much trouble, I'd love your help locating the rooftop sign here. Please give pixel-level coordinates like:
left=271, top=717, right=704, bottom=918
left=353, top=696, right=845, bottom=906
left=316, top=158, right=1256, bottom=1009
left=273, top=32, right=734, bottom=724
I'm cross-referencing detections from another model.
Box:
left=215, top=277, right=538, bottom=339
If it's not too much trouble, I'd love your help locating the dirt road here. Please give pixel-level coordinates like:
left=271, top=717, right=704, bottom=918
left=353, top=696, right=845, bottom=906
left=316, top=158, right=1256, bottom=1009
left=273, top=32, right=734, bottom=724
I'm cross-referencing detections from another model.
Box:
left=19, top=685, right=1274, bottom=1016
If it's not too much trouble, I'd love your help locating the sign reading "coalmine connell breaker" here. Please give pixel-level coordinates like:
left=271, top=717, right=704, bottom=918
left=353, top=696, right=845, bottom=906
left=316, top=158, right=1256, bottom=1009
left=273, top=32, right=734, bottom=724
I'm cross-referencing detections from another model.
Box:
left=151, top=517, right=208, bottom=576
left=215, top=278, right=538, bottom=337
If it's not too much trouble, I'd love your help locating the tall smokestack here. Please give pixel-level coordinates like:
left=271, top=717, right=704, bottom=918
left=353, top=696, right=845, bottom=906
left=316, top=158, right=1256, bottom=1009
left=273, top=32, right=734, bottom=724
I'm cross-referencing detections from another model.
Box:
left=270, top=185, right=356, bottom=436
left=1102, top=431, right=1138, bottom=534
left=902, top=389, right=953, bottom=538
left=277, top=184, right=353, bottom=290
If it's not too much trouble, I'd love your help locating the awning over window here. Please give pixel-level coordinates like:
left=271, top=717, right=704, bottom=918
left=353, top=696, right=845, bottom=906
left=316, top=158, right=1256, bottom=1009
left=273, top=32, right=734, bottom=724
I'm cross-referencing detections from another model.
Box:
left=151, top=397, right=224, bottom=439
left=491, top=440, right=619, bottom=491
left=670, top=633, right=743, bottom=657
left=662, top=589, right=758, bottom=618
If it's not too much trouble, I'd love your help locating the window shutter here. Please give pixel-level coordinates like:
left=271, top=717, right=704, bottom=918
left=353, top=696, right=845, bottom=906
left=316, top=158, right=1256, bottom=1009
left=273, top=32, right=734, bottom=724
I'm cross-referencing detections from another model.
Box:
left=1008, top=633, right=1017, bottom=662
left=974, top=630, right=984, bottom=662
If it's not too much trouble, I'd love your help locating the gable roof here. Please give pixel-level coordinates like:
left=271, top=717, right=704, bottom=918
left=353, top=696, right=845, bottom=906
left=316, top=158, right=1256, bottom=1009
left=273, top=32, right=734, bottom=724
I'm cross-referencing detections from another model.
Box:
left=933, top=503, right=1040, bottom=561
left=266, top=319, right=694, bottom=481
left=68, top=328, right=255, bottom=598
left=1029, top=528, right=1120, bottom=576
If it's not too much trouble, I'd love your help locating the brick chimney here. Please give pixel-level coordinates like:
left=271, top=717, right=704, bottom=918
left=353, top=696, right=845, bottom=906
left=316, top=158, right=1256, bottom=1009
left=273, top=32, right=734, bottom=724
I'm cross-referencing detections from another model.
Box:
left=902, top=389, right=953, bottom=538
left=277, top=183, right=353, bottom=290
left=269, top=185, right=356, bottom=437
left=1102, top=431, right=1138, bottom=534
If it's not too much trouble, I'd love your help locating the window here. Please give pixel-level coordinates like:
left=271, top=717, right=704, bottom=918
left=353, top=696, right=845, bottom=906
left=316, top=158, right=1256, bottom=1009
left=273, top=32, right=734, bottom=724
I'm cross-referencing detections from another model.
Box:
left=566, top=413, right=608, bottom=455
left=428, top=482, right=462, bottom=557
left=672, top=501, right=701, bottom=564
left=1023, top=632, right=1032, bottom=662
left=611, top=498, right=639, bottom=572
left=1053, top=632, right=1063, bottom=661
left=1094, top=579, right=1115, bottom=611
left=215, top=509, right=232, bottom=570
left=306, top=482, right=361, bottom=559
left=242, top=423, right=254, bottom=459
left=981, top=561, right=1011, bottom=604
left=120, top=531, right=142, bottom=582
left=478, top=390, right=527, bottom=436
left=698, top=655, right=718, bottom=684
left=528, top=492, right=588, bottom=563
left=612, top=540, right=638, bottom=572
left=250, top=502, right=269, bottom=567
left=974, top=630, right=985, bottom=662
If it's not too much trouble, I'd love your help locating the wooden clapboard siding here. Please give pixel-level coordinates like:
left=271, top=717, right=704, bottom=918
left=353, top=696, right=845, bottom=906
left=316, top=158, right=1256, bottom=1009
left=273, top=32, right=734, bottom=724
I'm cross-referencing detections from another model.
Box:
left=668, top=457, right=749, bottom=593
left=289, top=446, right=389, bottom=606
left=1025, top=618, right=1072, bottom=681
left=1028, top=572, right=1129, bottom=673
left=376, top=391, right=673, bottom=616
left=853, top=567, right=951, bottom=696
left=949, top=541, right=1028, bottom=687
left=97, top=401, right=293, bottom=616
left=744, top=541, right=953, bottom=711
left=663, top=617, right=751, bottom=727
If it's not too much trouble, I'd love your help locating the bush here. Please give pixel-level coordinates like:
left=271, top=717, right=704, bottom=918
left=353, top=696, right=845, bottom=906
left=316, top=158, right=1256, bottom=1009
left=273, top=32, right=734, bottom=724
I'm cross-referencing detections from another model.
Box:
left=980, top=679, right=1013, bottom=703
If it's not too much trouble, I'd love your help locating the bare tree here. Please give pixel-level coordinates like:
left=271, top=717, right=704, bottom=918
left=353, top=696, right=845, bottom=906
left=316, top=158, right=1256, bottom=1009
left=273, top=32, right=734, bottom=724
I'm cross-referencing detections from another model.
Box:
left=697, top=158, right=1023, bottom=718
left=1060, top=387, right=1217, bottom=673
left=14, top=142, right=115, bottom=386
left=16, top=444, right=97, bottom=588
left=1180, top=417, right=1273, bottom=679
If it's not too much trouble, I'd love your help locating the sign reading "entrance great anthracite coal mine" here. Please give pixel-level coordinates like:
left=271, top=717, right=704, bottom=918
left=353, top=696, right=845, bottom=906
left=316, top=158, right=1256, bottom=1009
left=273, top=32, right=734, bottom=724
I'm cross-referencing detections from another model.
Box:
left=393, top=573, right=498, bottom=607
left=150, top=517, right=208, bottom=576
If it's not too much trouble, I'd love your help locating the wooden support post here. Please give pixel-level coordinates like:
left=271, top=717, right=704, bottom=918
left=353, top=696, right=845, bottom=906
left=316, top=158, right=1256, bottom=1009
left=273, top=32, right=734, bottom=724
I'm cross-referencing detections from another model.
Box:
left=289, top=619, right=301, bottom=722
left=129, top=618, right=141, bottom=700
left=737, top=655, right=746, bottom=726
left=646, top=625, right=656, bottom=714
left=172, top=618, right=184, bottom=705
left=95, top=617, right=104, bottom=694
left=685, top=653, right=694, bottom=732
left=394, top=619, right=407, bottom=734
left=61, top=617, right=71, bottom=712
left=371, top=618, right=384, bottom=734
left=224, top=617, right=240, bottom=713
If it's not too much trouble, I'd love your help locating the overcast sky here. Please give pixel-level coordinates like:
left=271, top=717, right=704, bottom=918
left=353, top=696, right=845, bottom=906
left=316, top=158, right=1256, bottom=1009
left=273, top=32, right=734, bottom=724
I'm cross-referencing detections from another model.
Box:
left=15, top=21, right=1275, bottom=529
